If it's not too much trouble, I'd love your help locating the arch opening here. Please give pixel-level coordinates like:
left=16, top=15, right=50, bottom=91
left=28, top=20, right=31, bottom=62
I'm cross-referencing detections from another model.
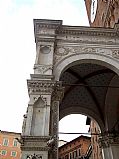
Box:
left=58, top=114, right=101, bottom=159
left=58, top=62, right=119, bottom=133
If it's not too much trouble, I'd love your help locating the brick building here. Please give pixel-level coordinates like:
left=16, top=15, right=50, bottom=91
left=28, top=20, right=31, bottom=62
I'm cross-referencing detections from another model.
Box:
left=58, top=135, right=91, bottom=159
left=0, top=130, right=21, bottom=159
left=86, top=117, right=103, bottom=159
left=85, top=0, right=119, bottom=28
left=84, top=1, right=119, bottom=158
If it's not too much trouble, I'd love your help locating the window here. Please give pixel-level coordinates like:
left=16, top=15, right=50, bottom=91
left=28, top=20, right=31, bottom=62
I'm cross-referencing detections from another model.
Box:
left=74, top=150, right=77, bottom=158
left=11, top=151, right=17, bottom=157
left=1, top=150, right=7, bottom=156
left=3, top=138, right=9, bottom=146
left=78, top=149, right=81, bottom=156
left=13, top=139, right=18, bottom=147
left=69, top=152, right=72, bottom=159
left=65, top=155, right=68, bottom=159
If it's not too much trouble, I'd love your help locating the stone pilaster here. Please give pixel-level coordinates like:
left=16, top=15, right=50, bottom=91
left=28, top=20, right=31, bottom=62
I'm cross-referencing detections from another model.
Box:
left=48, top=82, right=64, bottom=159
left=21, top=81, right=58, bottom=159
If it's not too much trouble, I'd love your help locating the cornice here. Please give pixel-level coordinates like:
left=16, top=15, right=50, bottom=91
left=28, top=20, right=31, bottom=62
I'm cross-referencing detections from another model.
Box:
left=27, top=80, right=62, bottom=95
left=21, top=146, right=50, bottom=151
left=34, top=19, right=62, bottom=28
left=21, top=135, right=51, bottom=141
left=57, top=25, right=118, bottom=37
left=34, top=19, right=62, bottom=35
left=34, top=19, right=119, bottom=41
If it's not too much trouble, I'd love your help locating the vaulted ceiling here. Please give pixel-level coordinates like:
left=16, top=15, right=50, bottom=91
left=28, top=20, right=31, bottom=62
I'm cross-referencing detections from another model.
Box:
left=59, top=63, right=117, bottom=122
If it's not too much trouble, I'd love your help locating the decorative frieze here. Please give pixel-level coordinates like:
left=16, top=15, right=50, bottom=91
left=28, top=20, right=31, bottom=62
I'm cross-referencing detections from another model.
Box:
left=54, top=46, right=119, bottom=64
left=27, top=80, right=56, bottom=94
left=27, top=80, right=63, bottom=95
left=57, top=35, right=118, bottom=44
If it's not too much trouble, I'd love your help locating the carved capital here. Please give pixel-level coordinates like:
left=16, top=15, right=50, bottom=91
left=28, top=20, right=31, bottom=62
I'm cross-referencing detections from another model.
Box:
left=99, top=133, right=119, bottom=148
left=51, top=82, right=64, bottom=101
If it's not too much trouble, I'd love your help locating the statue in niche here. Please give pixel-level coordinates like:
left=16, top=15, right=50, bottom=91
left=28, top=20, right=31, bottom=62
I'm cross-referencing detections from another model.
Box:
left=22, top=114, right=27, bottom=134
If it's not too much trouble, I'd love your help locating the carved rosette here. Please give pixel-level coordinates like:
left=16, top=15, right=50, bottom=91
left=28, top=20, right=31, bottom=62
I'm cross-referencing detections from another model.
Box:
left=112, top=50, right=119, bottom=58
left=99, top=134, right=119, bottom=148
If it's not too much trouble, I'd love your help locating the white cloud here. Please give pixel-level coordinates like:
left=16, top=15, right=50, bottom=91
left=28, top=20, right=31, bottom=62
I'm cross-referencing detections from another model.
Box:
left=59, top=114, right=90, bottom=141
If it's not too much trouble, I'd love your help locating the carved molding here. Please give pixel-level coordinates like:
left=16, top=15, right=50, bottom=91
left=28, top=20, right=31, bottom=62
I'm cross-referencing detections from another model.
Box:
left=34, top=19, right=119, bottom=45
left=24, top=142, right=46, bottom=147
left=27, top=154, right=43, bottom=159
left=21, top=146, right=50, bottom=151
left=21, top=136, right=51, bottom=141
left=21, top=136, right=51, bottom=151
left=57, top=26, right=117, bottom=37
left=34, top=65, right=53, bottom=74
left=27, top=80, right=57, bottom=94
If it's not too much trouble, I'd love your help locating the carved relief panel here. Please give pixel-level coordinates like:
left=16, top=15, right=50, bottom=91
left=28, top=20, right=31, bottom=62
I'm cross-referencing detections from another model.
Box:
left=54, top=44, right=119, bottom=65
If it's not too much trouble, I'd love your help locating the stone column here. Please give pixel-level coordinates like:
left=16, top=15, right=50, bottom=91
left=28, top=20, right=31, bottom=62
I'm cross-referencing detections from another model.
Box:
left=99, top=133, right=119, bottom=159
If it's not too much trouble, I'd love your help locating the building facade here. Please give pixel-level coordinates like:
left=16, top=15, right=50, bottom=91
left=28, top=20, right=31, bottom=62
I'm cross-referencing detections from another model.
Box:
left=58, top=136, right=91, bottom=159
left=20, top=19, right=119, bottom=159
left=0, top=130, right=21, bottom=159
left=85, top=0, right=119, bottom=27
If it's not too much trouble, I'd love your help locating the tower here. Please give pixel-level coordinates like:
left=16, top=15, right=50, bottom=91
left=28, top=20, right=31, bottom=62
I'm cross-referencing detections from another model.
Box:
left=84, top=0, right=119, bottom=27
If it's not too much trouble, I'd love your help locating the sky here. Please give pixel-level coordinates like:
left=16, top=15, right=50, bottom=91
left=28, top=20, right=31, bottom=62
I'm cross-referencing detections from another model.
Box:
left=0, top=0, right=89, bottom=141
